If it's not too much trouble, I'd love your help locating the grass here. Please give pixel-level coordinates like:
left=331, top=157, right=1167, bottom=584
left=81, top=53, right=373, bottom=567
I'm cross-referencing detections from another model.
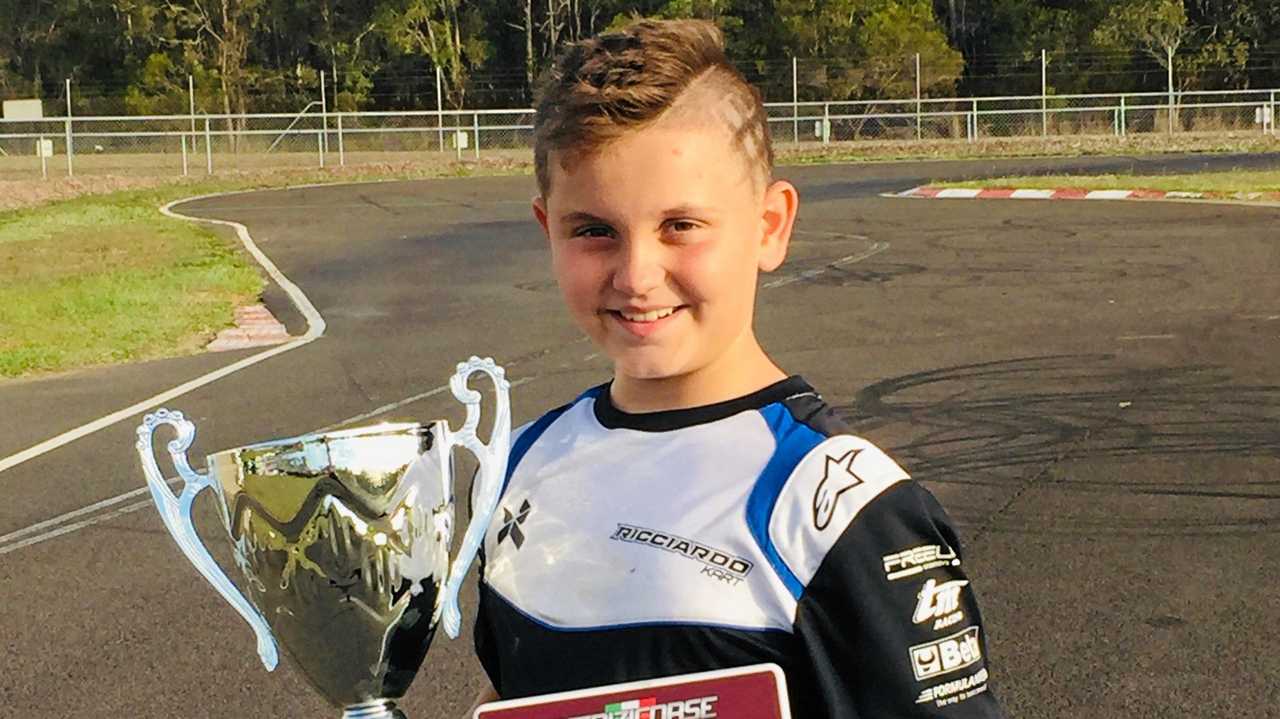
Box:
left=0, top=189, right=263, bottom=378
left=936, top=169, right=1280, bottom=195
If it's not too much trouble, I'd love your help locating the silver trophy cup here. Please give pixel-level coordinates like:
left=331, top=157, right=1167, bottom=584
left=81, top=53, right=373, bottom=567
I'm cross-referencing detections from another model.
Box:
left=135, top=357, right=511, bottom=719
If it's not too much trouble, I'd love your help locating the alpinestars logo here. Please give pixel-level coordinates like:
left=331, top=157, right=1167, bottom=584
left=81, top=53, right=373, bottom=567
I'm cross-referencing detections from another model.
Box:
left=611, top=524, right=753, bottom=585
left=812, top=447, right=864, bottom=530
left=566, top=695, right=719, bottom=719
left=497, top=499, right=532, bottom=549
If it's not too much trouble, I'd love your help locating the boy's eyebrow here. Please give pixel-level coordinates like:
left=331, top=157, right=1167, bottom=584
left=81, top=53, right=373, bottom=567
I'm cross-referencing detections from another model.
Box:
left=560, top=210, right=613, bottom=225
left=661, top=204, right=718, bottom=218
left=558, top=205, right=719, bottom=225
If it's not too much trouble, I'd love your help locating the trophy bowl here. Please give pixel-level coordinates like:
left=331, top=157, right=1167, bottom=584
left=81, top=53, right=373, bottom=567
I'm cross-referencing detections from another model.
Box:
left=136, top=357, right=511, bottom=719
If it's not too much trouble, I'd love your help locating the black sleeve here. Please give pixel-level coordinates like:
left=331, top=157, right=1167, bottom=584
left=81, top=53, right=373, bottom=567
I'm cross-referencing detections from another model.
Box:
left=473, top=549, right=503, bottom=693
left=790, top=481, right=1003, bottom=718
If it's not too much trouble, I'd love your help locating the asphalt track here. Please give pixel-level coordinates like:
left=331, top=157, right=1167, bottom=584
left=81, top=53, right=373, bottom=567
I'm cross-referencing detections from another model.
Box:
left=2, top=153, right=1279, bottom=719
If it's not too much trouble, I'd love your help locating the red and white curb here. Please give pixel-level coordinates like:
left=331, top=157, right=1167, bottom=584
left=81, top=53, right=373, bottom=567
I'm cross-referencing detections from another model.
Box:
left=896, top=186, right=1280, bottom=202
left=207, top=304, right=291, bottom=351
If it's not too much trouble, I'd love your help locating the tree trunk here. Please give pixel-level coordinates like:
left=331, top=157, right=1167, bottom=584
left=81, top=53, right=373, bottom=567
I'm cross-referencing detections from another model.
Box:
left=526, top=0, right=535, bottom=94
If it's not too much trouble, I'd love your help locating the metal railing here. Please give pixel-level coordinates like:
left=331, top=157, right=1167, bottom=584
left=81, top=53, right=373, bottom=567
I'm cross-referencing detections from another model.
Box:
left=1, top=89, right=1275, bottom=180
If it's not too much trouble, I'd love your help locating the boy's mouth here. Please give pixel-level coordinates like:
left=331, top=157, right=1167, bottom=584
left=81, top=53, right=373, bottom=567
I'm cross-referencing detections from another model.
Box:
left=607, top=305, right=687, bottom=336
left=618, top=306, right=677, bottom=322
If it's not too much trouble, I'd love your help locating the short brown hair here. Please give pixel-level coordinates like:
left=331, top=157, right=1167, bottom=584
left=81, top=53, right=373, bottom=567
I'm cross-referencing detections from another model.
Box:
left=532, top=18, right=773, bottom=196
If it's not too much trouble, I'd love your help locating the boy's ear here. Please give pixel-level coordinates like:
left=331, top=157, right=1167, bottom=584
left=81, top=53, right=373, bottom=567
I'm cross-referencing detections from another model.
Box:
left=532, top=195, right=551, bottom=240
left=758, top=179, right=799, bottom=273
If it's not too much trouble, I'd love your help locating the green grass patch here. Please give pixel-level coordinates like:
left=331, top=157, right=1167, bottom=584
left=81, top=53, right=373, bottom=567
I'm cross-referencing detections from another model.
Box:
left=0, top=161, right=542, bottom=381
left=0, top=188, right=264, bottom=379
left=934, top=169, right=1280, bottom=194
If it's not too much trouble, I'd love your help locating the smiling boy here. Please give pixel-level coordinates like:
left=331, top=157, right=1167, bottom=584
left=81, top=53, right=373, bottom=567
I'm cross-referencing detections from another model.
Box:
left=470, top=18, right=1003, bottom=719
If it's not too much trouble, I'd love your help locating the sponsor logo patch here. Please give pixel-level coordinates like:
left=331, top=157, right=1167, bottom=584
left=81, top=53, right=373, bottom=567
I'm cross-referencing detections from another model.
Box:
left=611, top=524, right=753, bottom=585
left=913, top=578, right=969, bottom=630
left=497, top=499, right=532, bottom=549
left=811, top=447, right=865, bottom=530
left=883, top=543, right=960, bottom=581
left=910, top=626, right=983, bottom=681
left=915, top=668, right=989, bottom=707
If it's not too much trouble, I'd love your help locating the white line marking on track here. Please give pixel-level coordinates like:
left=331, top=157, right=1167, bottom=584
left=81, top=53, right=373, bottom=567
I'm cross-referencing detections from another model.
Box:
left=935, top=188, right=982, bottom=199
left=0, top=499, right=155, bottom=556
left=0, top=192, right=326, bottom=478
left=1117, top=334, right=1177, bottom=341
left=1010, top=189, right=1055, bottom=199
left=316, top=375, right=538, bottom=433
left=0, top=483, right=159, bottom=547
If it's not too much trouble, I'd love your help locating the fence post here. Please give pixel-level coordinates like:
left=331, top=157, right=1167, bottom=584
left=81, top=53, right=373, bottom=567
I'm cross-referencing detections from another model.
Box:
left=317, top=127, right=325, bottom=168
left=473, top=112, right=480, bottom=159
left=436, top=66, right=445, bottom=152
left=823, top=103, right=830, bottom=144
left=1041, top=49, right=1048, bottom=136
left=337, top=113, right=345, bottom=166
left=1119, top=95, right=1126, bottom=137
left=915, top=53, right=922, bottom=141
left=320, top=70, right=329, bottom=155
left=792, top=56, right=799, bottom=144
left=39, top=135, right=48, bottom=180
left=1166, top=46, right=1174, bottom=134
left=971, top=99, right=979, bottom=142
left=1272, top=91, right=1277, bottom=136
left=204, top=116, right=213, bottom=175
left=64, top=78, right=74, bottom=178
left=181, top=132, right=188, bottom=176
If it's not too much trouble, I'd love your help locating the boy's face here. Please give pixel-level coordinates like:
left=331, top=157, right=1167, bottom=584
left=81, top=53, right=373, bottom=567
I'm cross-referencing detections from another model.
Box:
left=533, top=116, right=797, bottom=387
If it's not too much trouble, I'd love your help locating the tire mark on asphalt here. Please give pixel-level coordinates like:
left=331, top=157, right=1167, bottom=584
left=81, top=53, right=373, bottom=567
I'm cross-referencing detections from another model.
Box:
left=834, top=354, right=1280, bottom=537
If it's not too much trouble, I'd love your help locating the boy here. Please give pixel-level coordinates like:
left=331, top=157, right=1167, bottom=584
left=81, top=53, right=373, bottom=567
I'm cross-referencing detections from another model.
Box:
left=470, top=18, right=1003, bottom=719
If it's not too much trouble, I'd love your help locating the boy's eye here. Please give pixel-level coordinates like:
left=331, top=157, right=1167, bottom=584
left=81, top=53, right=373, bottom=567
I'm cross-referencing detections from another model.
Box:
left=573, top=225, right=614, bottom=238
left=667, top=219, right=700, bottom=233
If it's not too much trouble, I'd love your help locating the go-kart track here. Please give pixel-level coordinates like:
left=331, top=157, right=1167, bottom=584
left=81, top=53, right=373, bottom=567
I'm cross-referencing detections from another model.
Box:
left=1, top=153, right=1278, bottom=719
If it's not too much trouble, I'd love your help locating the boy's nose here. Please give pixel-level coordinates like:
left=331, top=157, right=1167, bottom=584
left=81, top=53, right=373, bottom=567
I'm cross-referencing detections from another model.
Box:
left=611, top=239, right=664, bottom=295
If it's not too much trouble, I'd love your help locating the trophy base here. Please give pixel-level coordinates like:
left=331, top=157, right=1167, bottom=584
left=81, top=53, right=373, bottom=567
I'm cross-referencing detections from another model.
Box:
left=342, top=700, right=406, bottom=719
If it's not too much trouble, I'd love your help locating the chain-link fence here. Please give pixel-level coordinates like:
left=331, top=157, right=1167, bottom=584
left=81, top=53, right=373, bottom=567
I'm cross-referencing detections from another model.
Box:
left=765, top=88, right=1277, bottom=145
left=2, top=87, right=1276, bottom=180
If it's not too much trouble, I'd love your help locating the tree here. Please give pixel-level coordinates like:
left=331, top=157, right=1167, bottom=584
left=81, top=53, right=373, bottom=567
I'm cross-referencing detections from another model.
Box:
left=1092, top=0, right=1187, bottom=74
left=858, top=0, right=962, bottom=97
left=377, top=0, right=491, bottom=108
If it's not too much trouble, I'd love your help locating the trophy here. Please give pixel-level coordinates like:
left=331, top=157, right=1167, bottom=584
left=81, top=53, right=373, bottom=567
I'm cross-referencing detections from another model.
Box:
left=135, top=357, right=511, bottom=719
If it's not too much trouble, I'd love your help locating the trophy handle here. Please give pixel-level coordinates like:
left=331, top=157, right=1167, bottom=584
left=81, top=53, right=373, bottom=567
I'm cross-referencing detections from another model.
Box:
left=135, top=409, right=281, bottom=671
left=440, top=357, right=511, bottom=638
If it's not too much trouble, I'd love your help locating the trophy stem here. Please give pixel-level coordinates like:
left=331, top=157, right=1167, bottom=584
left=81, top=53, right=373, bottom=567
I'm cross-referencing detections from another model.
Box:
left=342, top=700, right=406, bottom=719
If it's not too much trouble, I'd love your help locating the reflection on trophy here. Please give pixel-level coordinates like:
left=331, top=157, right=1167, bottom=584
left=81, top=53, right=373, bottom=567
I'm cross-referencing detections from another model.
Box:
left=135, top=357, right=511, bottom=719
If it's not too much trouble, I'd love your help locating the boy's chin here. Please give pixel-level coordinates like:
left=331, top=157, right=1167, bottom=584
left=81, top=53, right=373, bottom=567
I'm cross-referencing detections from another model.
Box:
left=612, top=355, right=690, bottom=383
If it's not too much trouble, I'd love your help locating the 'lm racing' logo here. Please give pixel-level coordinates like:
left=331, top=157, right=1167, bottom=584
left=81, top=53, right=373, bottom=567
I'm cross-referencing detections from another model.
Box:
left=567, top=695, right=719, bottom=719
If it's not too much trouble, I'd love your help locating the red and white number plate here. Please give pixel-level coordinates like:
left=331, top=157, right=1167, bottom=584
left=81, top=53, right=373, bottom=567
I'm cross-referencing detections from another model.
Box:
left=473, top=663, right=790, bottom=719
